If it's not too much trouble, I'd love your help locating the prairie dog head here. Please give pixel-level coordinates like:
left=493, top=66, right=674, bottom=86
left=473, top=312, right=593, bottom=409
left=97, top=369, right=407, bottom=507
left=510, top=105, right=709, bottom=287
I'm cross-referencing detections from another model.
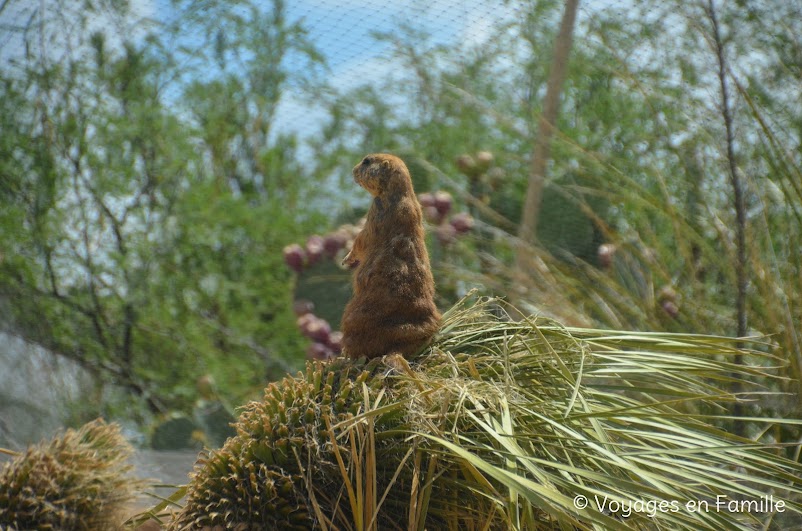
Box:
left=352, top=153, right=410, bottom=197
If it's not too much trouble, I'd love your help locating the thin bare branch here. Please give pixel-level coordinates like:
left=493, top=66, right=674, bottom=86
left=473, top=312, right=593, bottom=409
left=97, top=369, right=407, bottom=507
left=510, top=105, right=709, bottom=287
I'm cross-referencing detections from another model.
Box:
left=517, top=0, right=580, bottom=255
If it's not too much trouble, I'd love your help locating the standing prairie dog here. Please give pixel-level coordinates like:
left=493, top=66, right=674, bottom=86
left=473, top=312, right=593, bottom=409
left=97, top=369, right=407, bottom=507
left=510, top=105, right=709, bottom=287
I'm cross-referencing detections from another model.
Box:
left=340, top=154, right=441, bottom=360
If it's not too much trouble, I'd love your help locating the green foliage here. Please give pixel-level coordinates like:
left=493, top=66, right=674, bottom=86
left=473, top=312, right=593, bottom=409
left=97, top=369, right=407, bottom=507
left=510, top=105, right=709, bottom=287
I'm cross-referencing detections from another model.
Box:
left=0, top=419, right=139, bottom=530
left=0, top=0, right=327, bottom=420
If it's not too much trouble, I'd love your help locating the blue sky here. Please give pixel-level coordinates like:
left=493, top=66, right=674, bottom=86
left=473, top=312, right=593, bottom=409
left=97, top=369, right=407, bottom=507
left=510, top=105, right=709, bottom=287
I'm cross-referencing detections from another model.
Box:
left=271, top=0, right=522, bottom=138
left=283, top=0, right=511, bottom=70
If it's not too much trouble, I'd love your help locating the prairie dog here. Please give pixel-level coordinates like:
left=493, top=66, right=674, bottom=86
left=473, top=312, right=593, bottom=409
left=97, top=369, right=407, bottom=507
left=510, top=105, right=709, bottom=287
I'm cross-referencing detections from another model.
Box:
left=340, top=154, right=440, bottom=360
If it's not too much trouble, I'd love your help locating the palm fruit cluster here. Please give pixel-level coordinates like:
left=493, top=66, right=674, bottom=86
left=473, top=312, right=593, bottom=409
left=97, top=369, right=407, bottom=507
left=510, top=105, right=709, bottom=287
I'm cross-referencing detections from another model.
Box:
left=167, top=358, right=395, bottom=530
left=0, top=419, right=137, bottom=531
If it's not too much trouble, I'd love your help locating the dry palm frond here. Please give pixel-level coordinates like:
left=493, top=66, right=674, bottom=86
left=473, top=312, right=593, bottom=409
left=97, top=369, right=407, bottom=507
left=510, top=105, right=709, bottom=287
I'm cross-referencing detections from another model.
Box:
left=160, top=295, right=802, bottom=530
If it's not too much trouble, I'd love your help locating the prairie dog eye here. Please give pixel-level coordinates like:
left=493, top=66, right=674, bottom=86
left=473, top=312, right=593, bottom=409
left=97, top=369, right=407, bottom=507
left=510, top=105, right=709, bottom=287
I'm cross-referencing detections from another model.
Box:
left=361, top=157, right=372, bottom=167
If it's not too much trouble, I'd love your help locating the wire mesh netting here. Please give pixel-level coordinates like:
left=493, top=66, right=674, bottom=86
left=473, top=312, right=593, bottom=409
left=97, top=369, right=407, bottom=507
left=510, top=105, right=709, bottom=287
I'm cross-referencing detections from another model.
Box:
left=2, top=2, right=802, bottom=529
left=0, top=0, right=800, bottom=444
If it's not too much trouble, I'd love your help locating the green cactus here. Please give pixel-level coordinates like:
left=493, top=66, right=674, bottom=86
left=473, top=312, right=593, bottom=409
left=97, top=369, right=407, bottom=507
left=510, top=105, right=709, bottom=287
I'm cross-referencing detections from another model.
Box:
left=167, top=357, right=396, bottom=529
left=294, top=258, right=352, bottom=328
left=167, top=345, right=512, bottom=531
left=194, top=400, right=237, bottom=449
left=0, top=419, right=138, bottom=531
left=150, top=414, right=203, bottom=451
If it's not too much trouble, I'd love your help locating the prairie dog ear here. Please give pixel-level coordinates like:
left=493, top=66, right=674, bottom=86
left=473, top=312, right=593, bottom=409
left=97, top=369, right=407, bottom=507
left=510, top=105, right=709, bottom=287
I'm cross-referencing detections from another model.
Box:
left=381, top=160, right=391, bottom=169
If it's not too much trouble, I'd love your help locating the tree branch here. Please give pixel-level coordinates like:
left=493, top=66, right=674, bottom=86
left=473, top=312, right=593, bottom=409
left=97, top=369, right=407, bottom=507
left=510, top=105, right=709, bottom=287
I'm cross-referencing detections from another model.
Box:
left=517, top=0, right=580, bottom=265
left=706, top=0, right=748, bottom=433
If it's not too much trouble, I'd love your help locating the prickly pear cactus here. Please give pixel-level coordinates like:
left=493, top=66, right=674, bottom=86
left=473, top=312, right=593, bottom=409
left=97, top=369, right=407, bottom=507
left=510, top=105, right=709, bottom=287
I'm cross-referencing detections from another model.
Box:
left=168, top=358, right=393, bottom=530
left=0, top=419, right=137, bottom=531
left=294, top=258, right=352, bottom=328
left=150, top=414, right=202, bottom=450
left=194, top=400, right=237, bottom=449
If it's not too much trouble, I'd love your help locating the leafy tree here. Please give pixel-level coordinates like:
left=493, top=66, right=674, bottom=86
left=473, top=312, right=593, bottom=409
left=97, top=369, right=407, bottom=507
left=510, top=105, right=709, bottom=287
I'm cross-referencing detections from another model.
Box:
left=0, top=0, right=327, bottom=421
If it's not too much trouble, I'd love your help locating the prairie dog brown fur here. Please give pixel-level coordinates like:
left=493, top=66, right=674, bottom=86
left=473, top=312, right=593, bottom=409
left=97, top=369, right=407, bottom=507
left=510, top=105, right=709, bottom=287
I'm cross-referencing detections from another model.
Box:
left=340, top=154, right=441, bottom=360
